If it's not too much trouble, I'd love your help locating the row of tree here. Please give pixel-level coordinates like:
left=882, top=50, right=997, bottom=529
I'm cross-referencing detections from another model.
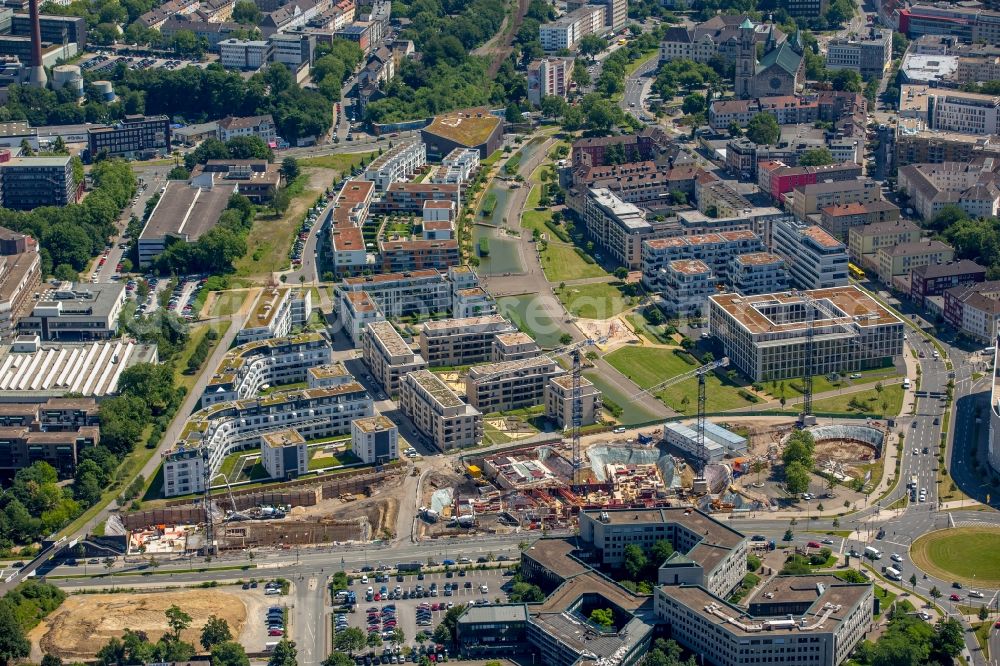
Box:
left=151, top=193, right=255, bottom=275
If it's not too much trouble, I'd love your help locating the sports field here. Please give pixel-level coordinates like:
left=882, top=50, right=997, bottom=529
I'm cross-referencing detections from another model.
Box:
left=910, top=527, right=1000, bottom=587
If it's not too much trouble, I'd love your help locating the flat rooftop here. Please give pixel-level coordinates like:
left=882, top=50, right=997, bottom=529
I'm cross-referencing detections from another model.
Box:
left=800, top=225, right=844, bottom=249
left=140, top=180, right=236, bottom=242
left=0, top=340, right=158, bottom=397
left=495, top=331, right=536, bottom=346
left=368, top=320, right=413, bottom=358
left=352, top=415, right=396, bottom=433
left=342, top=269, right=442, bottom=286
left=550, top=374, right=596, bottom=391
left=709, top=286, right=901, bottom=335
left=308, top=362, right=350, bottom=379
left=467, top=356, right=559, bottom=380
left=524, top=537, right=591, bottom=579
left=735, top=252, right=783, bottom=266
left=262, top=428, right=305, bottom=448
left=423, top=107, right=501, bottom=147
left=407, top=369, right=464, bottom=409
left=422, top=314, right=511, bottom=333
left=246, top=287, right=290, bottom=330
left=584, top=507, right=744, bottom=550
left=670, top=259, right=711, bottom=275
left=3, top=155, right=71, bottom=168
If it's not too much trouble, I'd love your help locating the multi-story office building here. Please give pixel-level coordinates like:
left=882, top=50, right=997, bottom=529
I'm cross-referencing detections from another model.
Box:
left=928, top=91, right=1000, bottom=136
left=268, top=32, right=315, bottom=67
left=727, top=252, right=789, bottom=295
left=161, top=384, right=373, bottom=496
left=201, top=332, right=332, bottom=406
left=771, top=220, right=849, bottom=290
left=583, top=188, right=672, bottom=270
left=190, top=160, right=282, bottom=204
left=898, top=4, right=1000, bottom=44
left=491, top=331, right=541, bottom=362
left=0, top=155, right=75, bottom=210
left=788, top=178, right=880, bottom=221
left=756, top=160, right=863, bottom=204
left=219, top=38, right=272, bottom=70
left=399, top=369, right=482, bottom=450
left=418, top=315, right=517, bottom=367
left=465, top=356, right=564, bottom=413
left=545, top=374, right=602, bottom=428
left=18, top=282, right=125, bottom=342
left=237, top=287, right=313, bottom=344
left=944, top=281, right=1000, bottom=341
left=87, top=115, right=170, bottom=159
left=10, top=13, right=87, bottom=48
left=261, top=429, right=308, bottom=480
left=896, top=119, right=1000, bottom=168
left=875, top=239, right=955, bottom=285
left=527, top=57, right=573, bottom=106
left=663, top=420, right=748, bottom=465
left=217, top=115, right=277, bottom=144
left=708, top=286, right=905, bottom=381
left=819, top=200, right=901, bottom=241
left=363, top=141, right=427, bottom=191
left=848, top=220, right=923, bottom=271
left=778, top=0, right=827, bottom=17
left=420, top=107, right=504, bottom=160
left=362, top=320, right=427, bottom=396
left=826, top=28, right=892, bottom=78
left=350, top=415, right=398, bottom=464
left=911, top=260, right=987, bottom=307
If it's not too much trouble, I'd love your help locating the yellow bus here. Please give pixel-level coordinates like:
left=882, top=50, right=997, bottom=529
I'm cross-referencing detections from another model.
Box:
left=849, top=263, right=866, bottom=281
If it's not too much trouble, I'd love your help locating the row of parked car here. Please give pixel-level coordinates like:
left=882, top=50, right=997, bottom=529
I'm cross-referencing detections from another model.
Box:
left=266, top=605, right=285, bottom=637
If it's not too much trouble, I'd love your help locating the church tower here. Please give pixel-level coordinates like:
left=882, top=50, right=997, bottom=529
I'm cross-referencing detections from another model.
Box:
left=735, top=17, right=756, bottom=100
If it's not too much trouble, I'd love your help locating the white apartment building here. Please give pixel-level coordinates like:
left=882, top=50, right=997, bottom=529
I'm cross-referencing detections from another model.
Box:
left=418, top=315, right=517, bottom=367
left=465, top=356, right=565, bottom=413
left=219, top=39, right=271, bottom=70
left=771, top=220, right=849, bottom=290
left=545, top=374, right=602, bottom=428
left=898, top=161, right=1000, bottom=221
left=727, top=252, right=789, bottom=295
left=237, top=287, right=313, bottom=344
left=339, top=290, right=385, bottom=346
left=453, top=287, right=494, bottom=318
left=201, top=332, right=332, bottom=407
left=662, top=259, right=715, bottom=316
left=431, top=148, right=480, bottom=185
left=578, top=508, right=748, bottom=598
left=363, top=141, right=427, bottom=191
left=826, top=28, right=892, bottom=78
left=928, top=91, right=1000, bottom=136
left=161, top=384, right=373, bottom=496
left=583, top=188, right=659, bottom=270
left=399, top=369, right=482, bottom=450
left=338, top=270, right=453, bottom=319
left=527, top=57, right=573, bottom=106
left=708, top=287, right=905, bottom=382
left=362, top=320, right=427, bottom=396
left=217, top=115, right=278, bottom=144
left=492, top=331, right=541, bottom=361
left=261, top=429, right=308, bottom=480
left=539, top=5, right=605, bottom=51
left=351, top=415, right=398, bottom=464
left=306, top=362, right=355, bottom=389
left=641, top=231, right=765, bottom=293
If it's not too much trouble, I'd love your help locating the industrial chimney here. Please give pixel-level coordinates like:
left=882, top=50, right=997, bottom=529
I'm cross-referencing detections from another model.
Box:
left=27, top=0, right=47, bottom=88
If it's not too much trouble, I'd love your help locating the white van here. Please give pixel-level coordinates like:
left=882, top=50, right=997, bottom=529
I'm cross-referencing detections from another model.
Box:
left=864, top=546, right=882, bottom=560
left=885, top=567, right=902, bottom=581
left=902, top=378, right=911, bottom=390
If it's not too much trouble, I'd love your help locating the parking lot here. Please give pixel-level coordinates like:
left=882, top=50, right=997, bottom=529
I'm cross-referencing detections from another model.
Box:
left=81, top=53, right=207, bottom=73
left=338, top=567, right=511, bottom=663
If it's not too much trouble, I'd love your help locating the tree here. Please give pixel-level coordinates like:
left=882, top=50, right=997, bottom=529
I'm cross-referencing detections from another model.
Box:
left=323, top=653, right=354, bottom=666
left=540, top=95, right=568, bottom=119
left=909, top=573, right=918, bottom=590
left=334, top=628, right=366, bottom=655
left=649, top=539, right=674, bottom=566
left=505, top=103, right=522, bottom=124
left=572, top=61, right=591, bottom=88
left=232, top=0, right=261, bottom=23
left=431, top=623, right=451, bottom=645
left=268, top=640, right=297, bottom=666
left=746, top=113, right=780, bottom=146
left=167, top=165, right=190, bottom=180
left=51, top=136, right=68, bottom=154
left=281, top=157, right=300, bottom=181
left=682, top=93, right=706, bottom=115
left=614, top=266, right=629, bottom=280
left=0, top=601, right=30, bottom=666
left=201, top=616, right=232, bottom=650
left=211, top=641, right=249, bottom=666
left=623, top=544, right=648, bottom=579
left=589, top=608, right=614, bottom=628
left=932, top=618, right=964, bottom=658
left=508, top=582, right=545, bottom=603
left=165, top=605, right=192, bottom=640
left=798, top=148, right=835, bottom=167
left=979, top=605, right=989, bottom=621
left=367, top=631, right=383, bottom=649
left=784, top=461, right=811, bottom=495
left=831, top=69, right=862, bottom=92
left=272, top=188, right=292, bottom=216
left=578, top=34, right=606, bottom=57
left=929, top=586, right=941, bottom=602
left=559, top=333, right=573, bottom=345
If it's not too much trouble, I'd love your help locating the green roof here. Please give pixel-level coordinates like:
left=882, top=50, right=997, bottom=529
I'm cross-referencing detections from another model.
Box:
left=756, top=41, right=803, bottom=77
left=740, top=17, right=754, bottom=29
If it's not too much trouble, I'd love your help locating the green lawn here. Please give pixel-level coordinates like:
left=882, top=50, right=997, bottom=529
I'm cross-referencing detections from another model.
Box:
left=605, top=346, right=760, bottom=413
left=308, top=447, right=361, bottom=470
left=555, top=282, right=632, bottom=319
left=497, top=294, right=565, bottom=349
left=911, top=527, right=1000, bottom=587
left=626, top=311, right=676, bottom=345
left=262, top=381, right=308, bottom=395
left=173, top=321, right=230, bottom=394
left=299, top=151, right=377, bottom=172
left=791, top=384, right=904, bottom=417
left=209, top=290, right=249, bottom=317
left=234, top=176, right=316, bottom=277
left=763, top=367, right=900, bottom=400
left=541, top=243, right=608, bottom=282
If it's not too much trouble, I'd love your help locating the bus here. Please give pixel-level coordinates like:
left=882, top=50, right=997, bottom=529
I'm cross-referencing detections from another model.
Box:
left=848, top=263, right=866, bottom=281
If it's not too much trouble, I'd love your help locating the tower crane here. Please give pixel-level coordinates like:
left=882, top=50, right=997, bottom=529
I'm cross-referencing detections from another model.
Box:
left=794, top=292, right=862, bottom=425
left=632, top=357, right=730, bottom=482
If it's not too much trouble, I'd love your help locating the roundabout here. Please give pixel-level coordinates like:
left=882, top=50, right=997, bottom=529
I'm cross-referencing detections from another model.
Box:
left=910, top=526, right=1000, bottom=588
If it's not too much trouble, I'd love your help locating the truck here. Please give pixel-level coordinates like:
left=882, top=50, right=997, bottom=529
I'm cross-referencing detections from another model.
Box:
left=397, top=562, right=423, bottom=572
left=864, top=546, right=882, bottom=560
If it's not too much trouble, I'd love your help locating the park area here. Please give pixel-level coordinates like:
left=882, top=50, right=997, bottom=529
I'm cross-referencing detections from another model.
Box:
left=555, top=282, right=633, bottom=320
left=605, top=346, right=760, bottom=413
left=910, top=527, right=1000, bottom=587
